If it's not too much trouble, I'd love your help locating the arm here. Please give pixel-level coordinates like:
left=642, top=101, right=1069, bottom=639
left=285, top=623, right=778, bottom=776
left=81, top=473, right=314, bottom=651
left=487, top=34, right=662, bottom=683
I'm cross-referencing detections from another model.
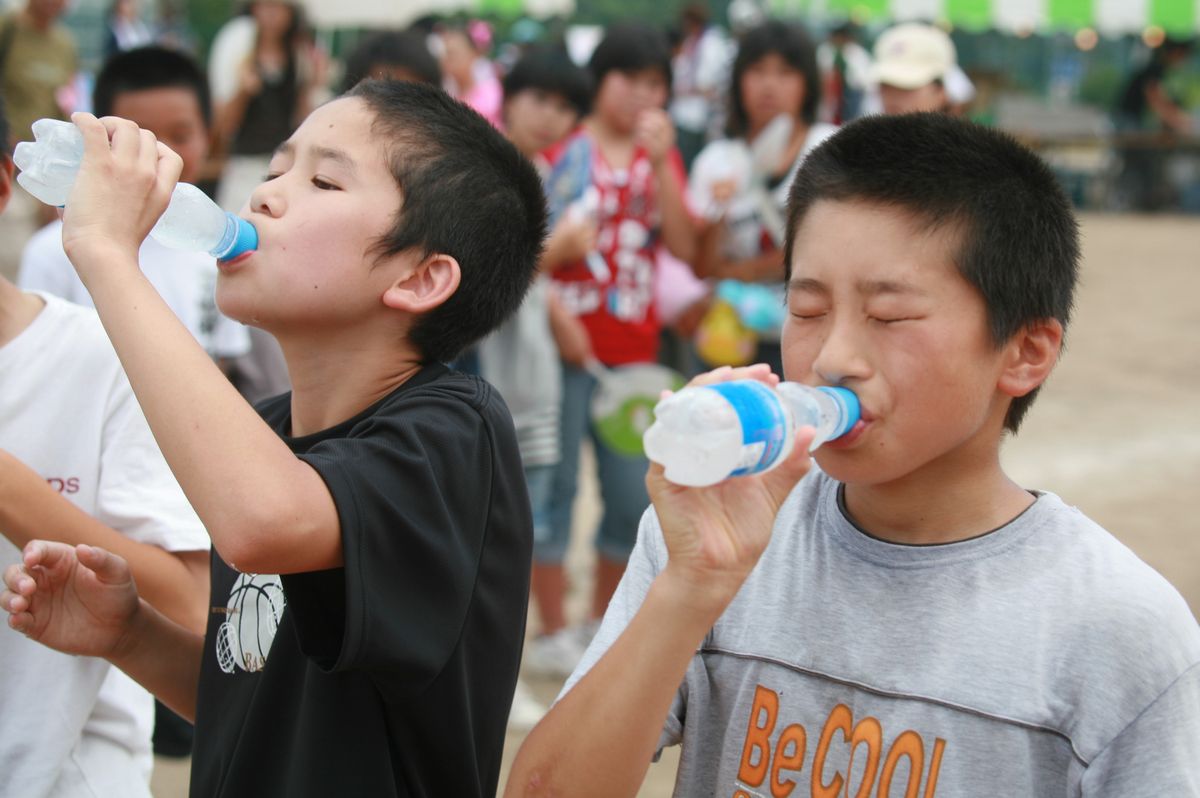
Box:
left=59, top=114, right=342, bottom=576
left=505, top=364, right=814, bottom=797
left=1080, top=665, right=1200, bottom=795
left=539, top=214, right=598, bottom=274
left=212, top=61, right=261, bottom=150
left=3, top=540, right=203, bottom=721
left=1144, top=82, right=1192, bottom=134
left=694, top=219, right=785, bottom=282
left=637, top=109, right=699, bottom=265
left=546, top=288, right=591, bottom=368
left=0, top=451, right=209, bottom=634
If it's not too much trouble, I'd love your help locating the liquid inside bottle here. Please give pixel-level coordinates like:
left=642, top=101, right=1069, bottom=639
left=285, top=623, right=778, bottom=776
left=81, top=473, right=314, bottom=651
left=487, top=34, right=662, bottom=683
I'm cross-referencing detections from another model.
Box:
left=644, top=380, right=860, bottom=487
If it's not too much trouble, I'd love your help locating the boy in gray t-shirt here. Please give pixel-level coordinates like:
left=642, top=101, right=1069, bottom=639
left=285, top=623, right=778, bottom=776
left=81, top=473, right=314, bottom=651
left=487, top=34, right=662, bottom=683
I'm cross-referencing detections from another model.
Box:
left=505, top=114, right=1200, bottom=796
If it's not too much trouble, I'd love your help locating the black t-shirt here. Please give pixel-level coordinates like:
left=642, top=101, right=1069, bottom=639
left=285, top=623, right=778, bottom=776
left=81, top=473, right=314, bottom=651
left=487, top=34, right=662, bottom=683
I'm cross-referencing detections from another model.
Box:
left=190, top=364, right=532, bottom=797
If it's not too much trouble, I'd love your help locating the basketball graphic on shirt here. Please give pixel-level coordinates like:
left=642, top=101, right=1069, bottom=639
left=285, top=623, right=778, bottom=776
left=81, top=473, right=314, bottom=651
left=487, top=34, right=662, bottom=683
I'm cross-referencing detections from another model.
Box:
left=215, top=573, right=285, bottom=674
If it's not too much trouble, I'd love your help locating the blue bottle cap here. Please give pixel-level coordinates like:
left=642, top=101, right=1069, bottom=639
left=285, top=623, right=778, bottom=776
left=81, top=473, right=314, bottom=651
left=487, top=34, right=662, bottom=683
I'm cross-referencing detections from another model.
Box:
left=817, top=386, right=861, bottom=438
left=215, top=213, right=258, bottom=260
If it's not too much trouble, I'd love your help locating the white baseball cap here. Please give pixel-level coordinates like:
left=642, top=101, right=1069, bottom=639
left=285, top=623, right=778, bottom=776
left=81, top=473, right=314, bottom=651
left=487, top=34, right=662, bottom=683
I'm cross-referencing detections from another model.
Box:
left=872, top=23, right=956, bottom=90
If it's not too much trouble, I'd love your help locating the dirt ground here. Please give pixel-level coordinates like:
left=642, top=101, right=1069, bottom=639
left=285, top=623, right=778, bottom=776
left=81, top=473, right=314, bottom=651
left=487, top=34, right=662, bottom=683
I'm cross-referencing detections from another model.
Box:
left=151, top=211, right=1200, bottom=797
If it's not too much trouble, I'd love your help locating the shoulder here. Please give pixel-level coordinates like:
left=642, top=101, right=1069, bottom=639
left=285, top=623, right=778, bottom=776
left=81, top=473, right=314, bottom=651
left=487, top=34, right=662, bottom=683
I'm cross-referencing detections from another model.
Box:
left=26, top=294, right=131, bottom=392
left=31, top=293, right=106, bottom=344
left=692, top=137, right=750, bottom=175
left=1030, top=497, right=1200, bottom=730
left=381, top=368, right=506, bottom=426
left=1035, top=495, right=1196, bottom=640
left=336, top=368, right=517, bottom=461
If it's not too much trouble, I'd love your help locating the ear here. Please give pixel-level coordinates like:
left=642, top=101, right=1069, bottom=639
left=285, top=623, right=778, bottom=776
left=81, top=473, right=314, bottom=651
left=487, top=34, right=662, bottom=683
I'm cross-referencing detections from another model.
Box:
left=380, top=251, right=462, bottom=315
left=997, top=318, right=1063, bottom=399
left=0, top=155, right=13, bottom=214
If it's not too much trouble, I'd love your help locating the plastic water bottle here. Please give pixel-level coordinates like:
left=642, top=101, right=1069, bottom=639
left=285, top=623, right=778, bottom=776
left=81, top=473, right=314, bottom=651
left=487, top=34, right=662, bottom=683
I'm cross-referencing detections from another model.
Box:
left=643, top=380, right=861, bottom=487
left=12, top=118, right=257, bottom=260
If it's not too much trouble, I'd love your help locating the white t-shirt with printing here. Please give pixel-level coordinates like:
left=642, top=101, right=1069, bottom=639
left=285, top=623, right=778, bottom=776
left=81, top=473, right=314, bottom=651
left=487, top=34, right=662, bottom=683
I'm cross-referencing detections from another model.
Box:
left=0, top=293, right=209, bottom=797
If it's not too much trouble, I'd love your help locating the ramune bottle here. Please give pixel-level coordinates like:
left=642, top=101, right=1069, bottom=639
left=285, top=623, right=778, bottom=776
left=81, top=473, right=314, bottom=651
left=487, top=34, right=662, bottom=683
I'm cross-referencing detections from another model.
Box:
left=643, top=380, right=861, bottom=487
left=12, top=118, right=257, bottom=260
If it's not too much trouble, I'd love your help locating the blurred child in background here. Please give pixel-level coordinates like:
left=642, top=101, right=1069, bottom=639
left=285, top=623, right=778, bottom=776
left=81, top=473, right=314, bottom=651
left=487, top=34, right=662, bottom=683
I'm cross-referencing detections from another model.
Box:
left=533, top=22, right=697, bottom=678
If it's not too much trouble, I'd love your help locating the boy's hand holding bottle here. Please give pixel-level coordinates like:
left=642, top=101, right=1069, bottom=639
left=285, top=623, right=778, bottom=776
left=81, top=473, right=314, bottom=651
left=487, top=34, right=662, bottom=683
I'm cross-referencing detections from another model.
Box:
left=59, top=113, right=182, bottom=280
left=645, top=364, right=815, bottom=618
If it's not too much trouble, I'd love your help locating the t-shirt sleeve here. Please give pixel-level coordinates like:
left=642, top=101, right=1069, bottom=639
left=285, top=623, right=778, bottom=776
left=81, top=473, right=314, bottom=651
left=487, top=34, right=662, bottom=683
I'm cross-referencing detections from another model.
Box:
left=557, top=505, right=687, bottom=755
left=96, top=368, right=209, bottom=552
left=1081, top=663, right=1200, bottom=796
left=281, top=391, right=497, bottom=698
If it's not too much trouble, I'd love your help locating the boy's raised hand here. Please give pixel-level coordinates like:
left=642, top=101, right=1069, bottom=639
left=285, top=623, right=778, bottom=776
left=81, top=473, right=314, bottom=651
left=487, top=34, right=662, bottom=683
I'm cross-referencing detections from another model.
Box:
left=634, top=108, right=677, bottom=169
left=60, top=113, right=183, bottom=279
left=647, top=364, right=814, bottom=614
left=2, top=541, right=141, bottom=660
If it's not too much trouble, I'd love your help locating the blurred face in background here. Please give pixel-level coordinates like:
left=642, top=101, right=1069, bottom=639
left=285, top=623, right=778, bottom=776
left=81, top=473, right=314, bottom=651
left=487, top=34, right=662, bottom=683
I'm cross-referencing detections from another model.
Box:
left=504, top=89, right=579, bottom=157
left=27, top=0, right=67, bottom=25
left=592, top=67, right=668, bottom=135
left=739, top=51, right=806, bottom=136
left=880, top=81, right=947, bottom=115
left=440, top=30, right=477, bottom=88
left=251, top=0, right=295, bottom=40
left=112, top=87, right=209, bottom=185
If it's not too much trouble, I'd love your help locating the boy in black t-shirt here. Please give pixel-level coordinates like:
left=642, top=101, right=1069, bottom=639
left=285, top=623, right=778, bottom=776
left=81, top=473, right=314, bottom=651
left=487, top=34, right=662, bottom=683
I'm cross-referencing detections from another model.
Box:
left=1, top=80, right=546, bottom=797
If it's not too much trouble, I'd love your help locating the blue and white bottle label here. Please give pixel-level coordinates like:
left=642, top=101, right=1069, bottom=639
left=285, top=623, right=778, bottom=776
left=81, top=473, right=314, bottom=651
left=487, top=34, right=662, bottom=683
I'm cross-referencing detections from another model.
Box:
left=706, top=381, right=789, bottom=477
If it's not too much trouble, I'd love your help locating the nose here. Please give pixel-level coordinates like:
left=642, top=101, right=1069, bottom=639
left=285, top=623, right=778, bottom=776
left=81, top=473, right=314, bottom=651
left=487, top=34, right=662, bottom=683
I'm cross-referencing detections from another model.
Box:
left=248, top=178, right=285, bottom=218
left=811, top=315, right=870, bottom=386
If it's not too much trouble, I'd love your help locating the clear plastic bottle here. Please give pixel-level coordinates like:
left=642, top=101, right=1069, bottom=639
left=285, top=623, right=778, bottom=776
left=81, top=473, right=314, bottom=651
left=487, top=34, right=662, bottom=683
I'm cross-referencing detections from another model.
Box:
left=12, top=118, right=257, bottom=260
left=643, top=379, right=861, bottom=487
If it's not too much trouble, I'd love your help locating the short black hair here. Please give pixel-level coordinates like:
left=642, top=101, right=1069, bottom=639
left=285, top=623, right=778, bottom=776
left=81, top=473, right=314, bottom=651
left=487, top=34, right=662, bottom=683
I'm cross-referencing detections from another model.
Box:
left=588, top=22, right=672, bottom=95
left=502, top=46, right=592, bottom=118
left=728, top=20, right=821, bottom=135
left=784, top=113, right=1079, bottom=432
left=348, top=80, right=547, bottom=364
left=93, top=46, right=211, bottom=128
left=340, top=30, right=441, bottom=92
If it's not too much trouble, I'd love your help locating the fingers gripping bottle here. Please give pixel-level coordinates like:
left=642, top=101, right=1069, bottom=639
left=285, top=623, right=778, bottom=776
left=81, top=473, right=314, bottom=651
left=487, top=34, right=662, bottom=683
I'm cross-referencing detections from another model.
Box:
left=643, top=379, right=861, bottom=487
left=13, top=118, right=257, bottom=260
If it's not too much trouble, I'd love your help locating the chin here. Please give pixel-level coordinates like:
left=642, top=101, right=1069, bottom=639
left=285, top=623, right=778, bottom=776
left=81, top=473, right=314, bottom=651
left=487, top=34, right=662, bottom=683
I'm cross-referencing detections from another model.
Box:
left=812, top=451, right=900, bottom=488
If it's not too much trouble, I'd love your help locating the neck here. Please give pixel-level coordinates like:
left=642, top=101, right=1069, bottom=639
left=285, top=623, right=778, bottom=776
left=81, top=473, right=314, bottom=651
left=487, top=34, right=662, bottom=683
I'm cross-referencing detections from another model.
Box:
left=840, top=435, right=1033, bottom=545
left=0, top=280, right=45, bottom=348
left=273, top=325, right=425, bottom=437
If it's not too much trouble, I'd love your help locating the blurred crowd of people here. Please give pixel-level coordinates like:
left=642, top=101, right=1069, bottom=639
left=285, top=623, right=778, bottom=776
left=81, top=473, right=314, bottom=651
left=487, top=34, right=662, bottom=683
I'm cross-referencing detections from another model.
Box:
left=0, top=0, right=1195, bottom=776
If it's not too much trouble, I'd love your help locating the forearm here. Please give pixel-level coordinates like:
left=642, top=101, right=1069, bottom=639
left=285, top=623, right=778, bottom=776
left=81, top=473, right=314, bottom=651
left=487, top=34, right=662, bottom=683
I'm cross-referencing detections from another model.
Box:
left=0, top=452, right=209, bottom=633
left=73, top=262, right=337, bottom=572
left=656, top=163, right=698, bottom=265
left=111, top=598, right=204, bottom=722
left=506, top=572, right=724, bottom=797
left=695, top=222, right=783, bottom=282
left=214, top=94, right=252, bottom=145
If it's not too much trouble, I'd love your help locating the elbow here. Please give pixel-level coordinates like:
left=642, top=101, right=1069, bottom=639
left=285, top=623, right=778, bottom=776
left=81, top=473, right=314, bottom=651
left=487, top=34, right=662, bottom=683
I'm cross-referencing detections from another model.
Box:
left=209, top=509, right=284, bottom=575
left=210, top=507, right=337, bottom=575
left=503, top=759, right=556, bottom=798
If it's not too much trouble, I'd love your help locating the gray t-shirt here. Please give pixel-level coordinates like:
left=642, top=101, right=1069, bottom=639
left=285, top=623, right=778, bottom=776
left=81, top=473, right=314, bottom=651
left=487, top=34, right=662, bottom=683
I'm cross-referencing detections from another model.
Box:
left=564, top=470, right=1200, bottom=796
left=478, top=276, right=561, bottom=468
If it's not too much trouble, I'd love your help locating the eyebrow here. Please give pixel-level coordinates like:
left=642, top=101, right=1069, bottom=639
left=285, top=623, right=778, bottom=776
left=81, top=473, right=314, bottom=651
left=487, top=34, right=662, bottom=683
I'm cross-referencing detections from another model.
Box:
left=786, top=277, right=929, bottom=298
left=273, top=141, right=358, bottom=175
